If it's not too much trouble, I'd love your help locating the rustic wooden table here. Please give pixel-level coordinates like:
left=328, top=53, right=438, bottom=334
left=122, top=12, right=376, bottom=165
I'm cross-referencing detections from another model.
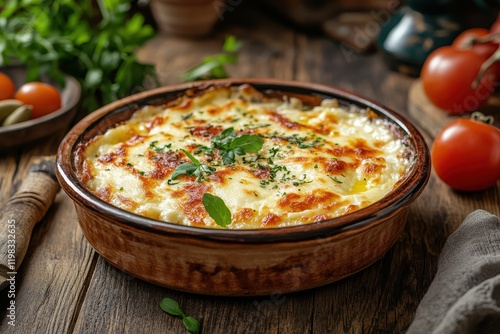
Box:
left=1, top=6, right=499, bottom=334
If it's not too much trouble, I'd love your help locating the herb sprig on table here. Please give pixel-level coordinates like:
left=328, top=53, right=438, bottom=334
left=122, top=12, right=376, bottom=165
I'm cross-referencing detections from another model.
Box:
left=183, top=35, right=243, bottom=81
left=0, top=0, right=157, bottom=112
left=160, top=298, right=200, bottom=334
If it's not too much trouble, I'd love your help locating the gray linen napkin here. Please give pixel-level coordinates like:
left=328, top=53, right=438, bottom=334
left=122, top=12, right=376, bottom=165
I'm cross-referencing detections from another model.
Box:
left=407, top=209, right=500, bottom=334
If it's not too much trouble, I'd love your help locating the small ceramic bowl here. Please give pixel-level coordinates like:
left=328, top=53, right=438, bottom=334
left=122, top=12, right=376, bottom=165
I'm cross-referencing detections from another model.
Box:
left=56, top=78, right=430, bottom=296
left=149, top=0, right=220, bottom=37
left=0, top=65, right=81, bottom=151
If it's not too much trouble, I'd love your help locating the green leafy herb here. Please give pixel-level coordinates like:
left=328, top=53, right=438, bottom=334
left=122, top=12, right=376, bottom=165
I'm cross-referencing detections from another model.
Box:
left=329, top=175, right=343, bottom=184
left=195, top=127, right=264, bottom=165
left=202, top=193, right=232, bottom=228
left=229, top=134, right=263, bottom=153
left=150, top=141, right=171, bottom=152
left=269, top=147, right=280, bottom=157
left=160, top=298, right=185, bottom=317
left=160, top=298, right=200, bottom=334
left=183, top=35, right=243, bottom=81
left=171, top=149, right=215, bottom=182
left=292, top=174, right=313, bottom=186
left=0, top=0, right=158, bottom=112
left=285, top=134, right=323, bottom=149
left=183, top=317, right=201, bottom=334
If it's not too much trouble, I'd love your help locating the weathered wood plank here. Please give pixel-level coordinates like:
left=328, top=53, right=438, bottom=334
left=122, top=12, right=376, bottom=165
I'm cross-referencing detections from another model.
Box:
left=0, top=189, right=96, bottom=332
left=0, top=129, right=96, bottom=332
left=1, top=3, right=498, bottom=334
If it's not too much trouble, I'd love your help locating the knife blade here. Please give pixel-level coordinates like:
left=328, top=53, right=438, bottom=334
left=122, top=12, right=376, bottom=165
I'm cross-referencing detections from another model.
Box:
left=0, top=156, right=60, bottom=290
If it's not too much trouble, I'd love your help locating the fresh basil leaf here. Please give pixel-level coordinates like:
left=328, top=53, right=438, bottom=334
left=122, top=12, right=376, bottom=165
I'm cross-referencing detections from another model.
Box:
left=219, top=127, right=236, bottom=138
left=171, top=163, right=199, bottom=180
left=221, top=151, right=236, bottom=165
left=223, top=35, right=243, bottom=53
left=228, top=134, right=264, bottom=153
left=202, top=193, right=232, bottom=228
left=183, top=316, right=200, bottom=334
left=159, top=298, right=185, bottom=317
left=193, top=145, right=212, bottom=155
left=181, top=149, right=201, bottom=166
left=211, top=128, right=236, bottom=150
left=183, top=35, right=242, bottom=81
left=184, top=61, right=222, bottom=82
left=160, top=298, right=201, bottom=334
left=195, top=128, right=264, bottom=165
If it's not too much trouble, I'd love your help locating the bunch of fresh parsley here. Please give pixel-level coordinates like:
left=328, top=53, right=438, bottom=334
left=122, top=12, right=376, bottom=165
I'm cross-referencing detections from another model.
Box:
left=0, top=0, right=157, bottom=112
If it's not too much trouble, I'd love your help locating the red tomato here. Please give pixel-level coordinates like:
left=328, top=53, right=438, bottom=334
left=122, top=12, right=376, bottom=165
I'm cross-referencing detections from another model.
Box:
left=0, top=72, right=15, bottom=100
left=15, top=82, right=62, bottom=118
left=431, top=118, right=500, bottom=191
left=452, top=28, right=498, bottom=58
left=421, top=46, right=496, bottom=114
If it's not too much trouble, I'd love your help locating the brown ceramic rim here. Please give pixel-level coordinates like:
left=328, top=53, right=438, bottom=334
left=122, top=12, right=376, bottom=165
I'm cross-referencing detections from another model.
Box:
left=56, top=78, right=430, bottom=243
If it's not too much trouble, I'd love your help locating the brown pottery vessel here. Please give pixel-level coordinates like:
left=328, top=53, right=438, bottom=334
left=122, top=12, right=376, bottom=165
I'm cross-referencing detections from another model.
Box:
left=56, top=78, right=430, bottom=296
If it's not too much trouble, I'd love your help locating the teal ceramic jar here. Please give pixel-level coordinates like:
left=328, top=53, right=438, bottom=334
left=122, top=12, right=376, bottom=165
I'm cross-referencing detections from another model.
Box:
left=377, top=0, right=462, bottom=76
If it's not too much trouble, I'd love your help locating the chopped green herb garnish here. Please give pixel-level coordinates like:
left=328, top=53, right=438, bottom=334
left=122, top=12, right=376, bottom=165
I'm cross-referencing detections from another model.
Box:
left=292, top=174, right=313, bottom=186
left=329, top=175, right=343, bottom=184
left=269, top=147, right=280, bottom=157
left=150, top=141, right=172, bottom=153
left=283, top=134, right=323, bottom=149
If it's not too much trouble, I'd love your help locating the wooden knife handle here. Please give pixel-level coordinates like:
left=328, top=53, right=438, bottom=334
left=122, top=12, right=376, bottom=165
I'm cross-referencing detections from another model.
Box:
left=0, top=162, right=60, bottom=284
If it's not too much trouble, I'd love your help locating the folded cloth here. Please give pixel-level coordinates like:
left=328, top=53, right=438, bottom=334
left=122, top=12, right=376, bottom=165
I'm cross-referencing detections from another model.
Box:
left=407, top=209, right=500, bottom=334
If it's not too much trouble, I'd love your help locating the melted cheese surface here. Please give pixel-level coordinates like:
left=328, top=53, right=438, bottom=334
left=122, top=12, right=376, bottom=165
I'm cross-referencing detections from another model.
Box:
left=77, top=85, right=411, bottom=229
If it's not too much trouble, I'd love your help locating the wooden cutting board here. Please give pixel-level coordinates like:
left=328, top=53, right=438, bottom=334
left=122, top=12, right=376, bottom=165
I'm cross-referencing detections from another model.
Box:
left=408, top=79, right=500, bottom=138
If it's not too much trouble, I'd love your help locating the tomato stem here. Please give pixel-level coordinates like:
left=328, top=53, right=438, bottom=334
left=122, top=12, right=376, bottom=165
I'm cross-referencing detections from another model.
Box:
left=463, top=31, right=500, bottom=48
left=472, top=46, right=500, bottom=89
left=471, top=111, right=494, bottom=124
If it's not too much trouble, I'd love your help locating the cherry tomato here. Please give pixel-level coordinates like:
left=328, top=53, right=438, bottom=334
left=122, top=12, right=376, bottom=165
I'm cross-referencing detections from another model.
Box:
left=15, top=82, right=62, bottom=118
left=452, top=28, right=498, bottom=58
left=431, top=118, right=500, bottom=191
left=421, top=46, right=496, bottom=114
left=0, top=72, right=15, bottom=100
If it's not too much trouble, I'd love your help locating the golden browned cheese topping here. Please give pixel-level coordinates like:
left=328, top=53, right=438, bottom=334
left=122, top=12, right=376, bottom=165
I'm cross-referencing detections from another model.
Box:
left=76, top=85, right=411, bottom=229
